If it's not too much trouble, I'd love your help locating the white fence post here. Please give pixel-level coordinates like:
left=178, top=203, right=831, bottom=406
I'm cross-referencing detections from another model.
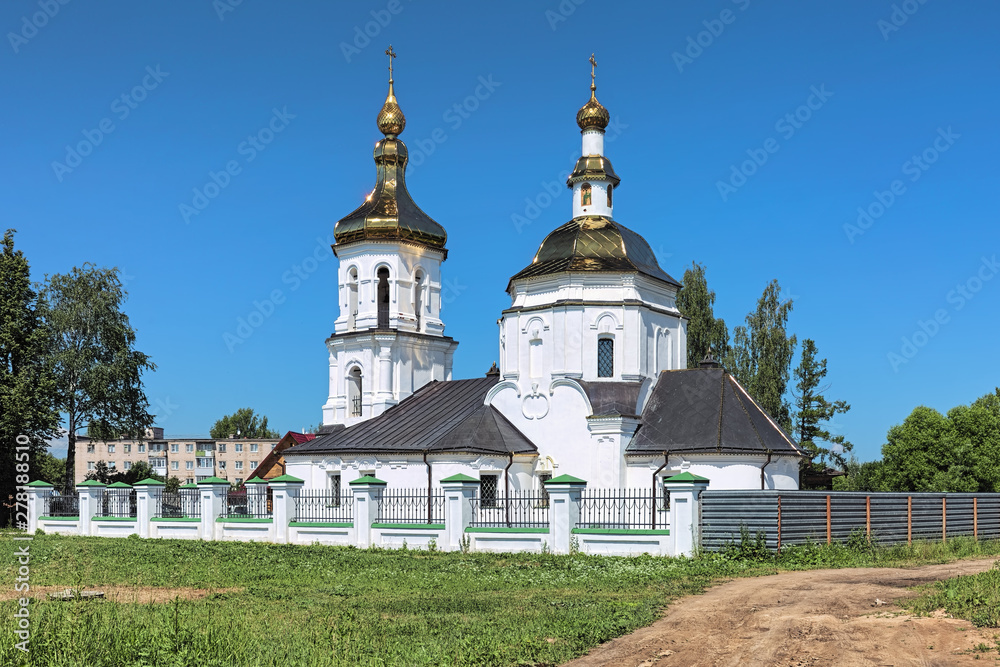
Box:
left=133, top=478, right=164, bottom=539
left=545, top=475, right=587, bottom=555
left=350, top=475, right=387, bottom=549
left=76, top=480, right=105, bottom=537
left=440, top=474, right=479, bottom=552
left=198, top=477, right=228, bottom=540
left=268, top=475, right=304, bottom=544
left=663, top=472, right=710, bottom=557
left=25, top=480, right=52, bottom=533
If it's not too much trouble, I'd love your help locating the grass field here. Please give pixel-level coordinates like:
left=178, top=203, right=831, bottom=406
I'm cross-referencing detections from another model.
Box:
left=2, top=533, right=1000, bottom=666
left=901, top=562, right=1000, bottom=628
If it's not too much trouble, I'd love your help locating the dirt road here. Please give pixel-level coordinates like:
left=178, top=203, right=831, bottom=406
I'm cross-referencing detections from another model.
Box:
left=565, top=558, right=1000, bottom=667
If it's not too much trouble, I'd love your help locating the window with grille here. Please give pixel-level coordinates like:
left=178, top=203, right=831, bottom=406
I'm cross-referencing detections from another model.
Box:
left=538, top=473, right=552, bottom=506
left=480, top=474, right=499, bottom=508
left=597, top=337, right=614, bottom=377
left=329, top=474, right=341, bottom=506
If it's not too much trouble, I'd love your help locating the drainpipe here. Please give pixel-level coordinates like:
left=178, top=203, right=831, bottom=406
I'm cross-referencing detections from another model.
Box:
left=504, top=452, right=514, bottom=527
left=652, top=452, right=669, bottom=530
left=760, top=452, right=773, bottom=490
left=423, top=451, right=432, bottom=524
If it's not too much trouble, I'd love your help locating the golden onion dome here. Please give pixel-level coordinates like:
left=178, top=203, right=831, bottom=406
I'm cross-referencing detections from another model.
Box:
left=577, top=85, right=609, bottom=131
left=507, top=216, right=679, bottom=290
left=334, top=48, right=446, bottom=252
left=377, top=79, right=406, bottom=137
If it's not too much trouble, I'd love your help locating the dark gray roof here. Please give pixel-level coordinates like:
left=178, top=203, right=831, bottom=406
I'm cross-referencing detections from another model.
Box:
left=578, top=380, right=644, bottom=417
left=287, top=377, right=537, bottom=457
left=628, top=368, right=804, bottom=456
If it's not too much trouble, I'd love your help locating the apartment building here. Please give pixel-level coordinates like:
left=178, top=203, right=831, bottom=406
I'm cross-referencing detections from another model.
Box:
left=74, top=427, right=283, bottom=485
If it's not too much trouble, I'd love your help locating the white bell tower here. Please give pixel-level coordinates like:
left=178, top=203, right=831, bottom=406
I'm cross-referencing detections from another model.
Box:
left=321, top=46, right=458, bottom=427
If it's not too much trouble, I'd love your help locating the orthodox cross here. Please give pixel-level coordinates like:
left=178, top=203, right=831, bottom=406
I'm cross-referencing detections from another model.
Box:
left=386, top=45, right=397, bottom=80
left=589, top=53, right=597, bottom=89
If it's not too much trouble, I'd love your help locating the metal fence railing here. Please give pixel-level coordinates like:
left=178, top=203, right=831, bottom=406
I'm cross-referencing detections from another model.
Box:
left=43, top=492, right=79, bottom=517
left=375, top=488, right=444, bottom=524
left=151, top=488, right=201, bottom=519
left=223, top=486, right=271, bottom=519
left=95, top=488, right=136, bottom=518
left=293, top=490, right=354, bottom=522
left=469, top=490, right=550, bottom=529
left=577, top=488, right=667, bottom=530
left=700, top=491, right=1000, bottom=551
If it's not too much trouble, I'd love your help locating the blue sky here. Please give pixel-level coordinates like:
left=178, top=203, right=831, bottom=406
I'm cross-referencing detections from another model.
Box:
left=4, top=0, right=997, bottom=461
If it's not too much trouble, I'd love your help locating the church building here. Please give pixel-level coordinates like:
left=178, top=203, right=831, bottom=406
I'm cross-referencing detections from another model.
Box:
left=284, top=51, right=804, bottom=494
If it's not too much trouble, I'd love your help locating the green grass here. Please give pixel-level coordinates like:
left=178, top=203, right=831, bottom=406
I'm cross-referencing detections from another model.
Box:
left=901, top=563, right=1000, bottom=628
left=2, top=532, right=999, bottom=666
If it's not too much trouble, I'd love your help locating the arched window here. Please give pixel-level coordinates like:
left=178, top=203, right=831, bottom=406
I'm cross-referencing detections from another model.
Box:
left=377, top=267, right=390, bottom=329
left=348, top=367, right=363, bottom=417
left=581, top=183, right=592, bottom=207
left=347, top=267, right=359, bottom=330
left=413, top=271, right=423, bottom=332
left=597, top=337, right=614, bottom=378
left=606, top=184, right=613, bottom=207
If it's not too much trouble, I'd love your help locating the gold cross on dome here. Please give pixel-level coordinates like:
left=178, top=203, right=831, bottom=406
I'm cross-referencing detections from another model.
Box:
left=589, top=53, right=597, bottom=88
left=386, top=45, right=397, bottom=80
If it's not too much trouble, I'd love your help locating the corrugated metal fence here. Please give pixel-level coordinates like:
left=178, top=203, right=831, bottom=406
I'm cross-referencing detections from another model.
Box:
left=701, top=491, right=1000, bottom=551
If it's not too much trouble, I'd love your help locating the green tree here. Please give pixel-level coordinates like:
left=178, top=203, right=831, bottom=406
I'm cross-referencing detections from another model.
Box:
left=832, top=457, right=886, bottom=492
left=676, top=262, right=729, bottom=368
left=725, top=279, right=797, bottom=429
left=33, top=451, right=66, bottom=486
left=42, top=264, right=157, bottom=491
left=793, top=339, right=852, bottom=478
left=0, top=229, right=60, bottom=525
left=83, top=460, right=165, bottom=486
left=880, top=406, right=962, bottom=492
left=210, top=408, right=279, bottom=439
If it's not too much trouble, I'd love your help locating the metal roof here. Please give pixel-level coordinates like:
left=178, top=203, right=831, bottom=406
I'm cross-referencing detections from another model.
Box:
left=287, top=377, right=537, bottom=457
left=578, top=380, right=645, bottom=417
left=628, top=368, right=804, bottom=456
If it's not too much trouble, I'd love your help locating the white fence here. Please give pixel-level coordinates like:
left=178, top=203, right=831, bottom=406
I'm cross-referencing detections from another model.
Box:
left=24, top=473, right=705, bottom=556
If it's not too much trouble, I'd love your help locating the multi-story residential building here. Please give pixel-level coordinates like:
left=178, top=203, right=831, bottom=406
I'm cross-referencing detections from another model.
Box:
left=75, top=427, right=284, bottom=485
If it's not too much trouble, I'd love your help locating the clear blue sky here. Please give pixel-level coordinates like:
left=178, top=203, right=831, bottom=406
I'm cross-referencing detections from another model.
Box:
left=5, top=0, right=997, bottom=461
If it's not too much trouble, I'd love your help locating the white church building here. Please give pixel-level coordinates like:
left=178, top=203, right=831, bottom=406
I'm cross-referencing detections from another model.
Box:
left=284, top=54, right=804, bottom=494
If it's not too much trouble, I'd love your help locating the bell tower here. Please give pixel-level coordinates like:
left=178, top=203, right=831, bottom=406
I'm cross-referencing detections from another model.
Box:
left=322, top=47, right=458, bottom=427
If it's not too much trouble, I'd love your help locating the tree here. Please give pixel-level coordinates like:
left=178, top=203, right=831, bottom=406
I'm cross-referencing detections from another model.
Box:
left=793, top=339, right=852, bottom=477
left=880, top=406, right=966, bottom=492
left=726, top=279, right=797, bottom=430
left=676, top=262, right=729, bottom=368
left=83, top=460, right=166, bottom=486
left=42, top=264, right=157, bottom=491
left=210, top=408, right=279, bottom=439
left=832, top=457, right=886, bottom=492
left=0, top=229, right=60, bottom=526
left=33, top=451, right=66, bottom=486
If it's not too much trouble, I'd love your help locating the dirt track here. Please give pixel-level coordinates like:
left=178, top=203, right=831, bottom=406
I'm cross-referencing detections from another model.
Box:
left=565, top=558, right=1000, bottom=667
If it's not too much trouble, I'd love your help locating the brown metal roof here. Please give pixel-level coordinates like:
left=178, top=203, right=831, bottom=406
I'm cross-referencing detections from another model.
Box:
left=288, top=377, right=537, bottom=457
left=628, top=368, right=804, bottom=456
